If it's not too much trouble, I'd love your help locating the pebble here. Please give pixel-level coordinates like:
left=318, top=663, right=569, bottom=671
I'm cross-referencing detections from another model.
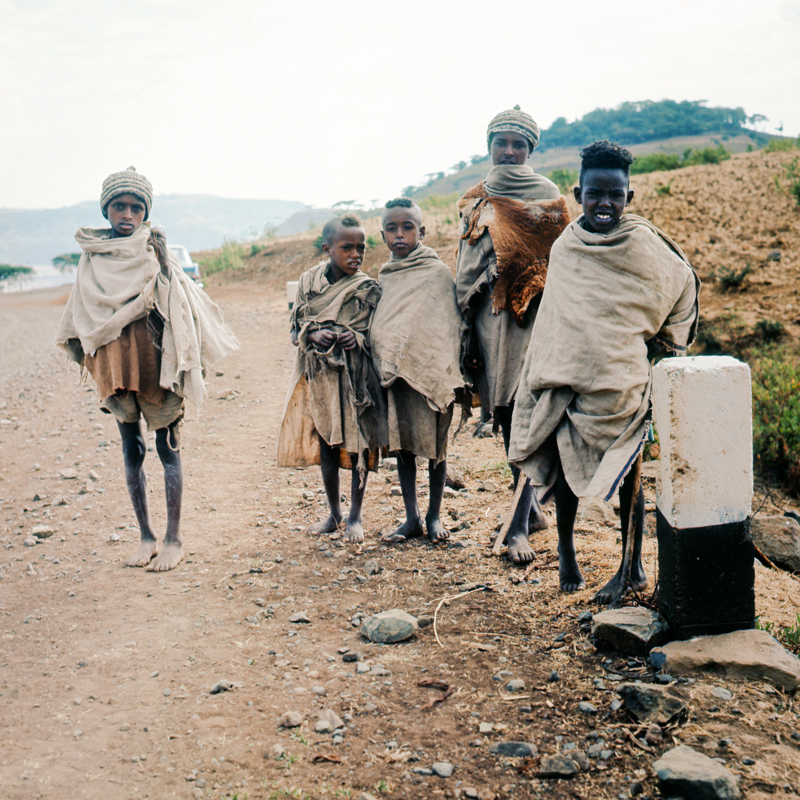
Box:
left=443, top=487, right=459, bottom=498
left=578, top=701, right=598, bottom=714
left=343, top=651, right=362, bottom=662
left=548, top=670, right=560, bottom=682
left=312, top=685, right=326, bottom=696
left=209, top=680, right=233, bottom=694
left=23, top=538, right=37, bottom=548
left=489, top=742, right=537, bottom=758
left=363, top=560, right=381, bottom=576
left=506, top=679, right=526, bottom=693
left=31, top=525, right=54, bottom=538
left=479, top=722, right=493, bottom=734
left=59, top=468, right=78, bottom=479
left=279, top=711, right=303, bottom=728
left=288, top=612, right=311, bottom=624
left=538, top=754, right=579, bottom=778
left=356, top=663, right=371, bottom=674
left=26, top=563, right=37, bottom=574
left=431, top=761, right=454, bottom=778
left=268, top=743, right=285, bottom=760
left=711, top=686, right=733, bottom=702
left=361, top=609, right=418, bottom=643
left=316, top=709, right=344, bottom=733
left=108, top=531, right=120, bottom=542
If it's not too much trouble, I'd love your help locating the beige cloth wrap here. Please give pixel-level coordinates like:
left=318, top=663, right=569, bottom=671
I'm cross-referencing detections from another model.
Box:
left=509, top=214, right=700, bottom=501
left=371, top=244, right=464, bottom=462
left=54, top=223, right=240, bottom=408
left=277, top=261, right=386, bottom=475
left=456, top=164, right=563, bottom=413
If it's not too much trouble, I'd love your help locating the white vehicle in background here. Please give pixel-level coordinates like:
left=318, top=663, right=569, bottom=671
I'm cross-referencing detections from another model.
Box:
left=169, top=245, right=203, bottom=287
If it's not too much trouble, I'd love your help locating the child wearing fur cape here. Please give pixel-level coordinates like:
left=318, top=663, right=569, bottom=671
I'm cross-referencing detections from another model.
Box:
left=277, top=214, right=386, bottom=543
left=54, top=166, right=240, bottom=572
left=372, top=199, right=465, bottom=544
left=508, top=141, right=700, bottom=603
left=457, top=105, right=571, bottom=564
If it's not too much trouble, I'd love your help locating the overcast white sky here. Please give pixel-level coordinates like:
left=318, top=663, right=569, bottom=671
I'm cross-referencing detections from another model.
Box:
left=1, top=0, right=798, bottom=211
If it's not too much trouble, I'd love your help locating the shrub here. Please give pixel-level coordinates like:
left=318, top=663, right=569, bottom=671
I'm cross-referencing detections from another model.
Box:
left=419, top=192, right=458, bottom=211
left=751, top=355, right=800, bottom=495
left=366, top=235, right=380, bottom=249
left=655, top=182, right=672, bottom=196
left=200, top=238, right=244, bottom=274
left=714, top=263, right=752, bottom=291
left=547, top=168, right=579, bottom=193
left=0, top=264, right=33, bottom=282
left=754, top=318, right=785, bottom=342
left=765, top=137, right=800, bottom=153
left=313, top=234, right=325, bottom=254
left=630, top=153, right=682, bottom=175
left=682, top=144, right=731, bottom=166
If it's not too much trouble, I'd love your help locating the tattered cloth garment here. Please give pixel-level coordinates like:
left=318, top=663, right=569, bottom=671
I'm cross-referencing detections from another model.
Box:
left=277, top=261, right=385, bottom=476
left=509, top=214, right=700, bottom=502
left=455, top=164, right=568, bottom=412
left=54, top=223, right=240, bottom=409
left=370, top=244, right=465, bottom=462
left=458, top=167, right=570, bottom=325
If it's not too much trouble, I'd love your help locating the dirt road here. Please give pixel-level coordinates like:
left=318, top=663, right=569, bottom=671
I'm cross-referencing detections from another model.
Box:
left=1, top=281, right=799, bottom=800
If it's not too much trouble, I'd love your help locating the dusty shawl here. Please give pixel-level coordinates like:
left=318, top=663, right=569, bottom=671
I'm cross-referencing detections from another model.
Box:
left=371, top=244, right=463, bottom=412
left=457, top=164, right=568, bottom=325
left=277, top=261, right=384, bottom=474
left=54, top=223, right=239, bottom=408
left=509, top=214, right=700, bottom=501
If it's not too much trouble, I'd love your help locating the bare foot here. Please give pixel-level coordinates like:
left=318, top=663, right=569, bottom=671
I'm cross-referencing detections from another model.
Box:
left=146, top=541, right=184, bottom=572
left=558, top=545, right=586, bottom=592
left=507, top=529, right=534, bottom=564
left=307, top=514, right=342, bottom=535
left=345, top=520, right=364, bottom=544
left=381, top=518, right=423, bottom=544
left=126, top=540, right=158, bottom=568
left=528, top=505, right=548, bottom=532
left=425, top=516, right=449, bottom=543
left=594, top=562, right=648, bottom=605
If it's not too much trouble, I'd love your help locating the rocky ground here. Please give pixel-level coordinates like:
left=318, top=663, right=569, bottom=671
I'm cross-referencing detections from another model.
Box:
left=2, top=278, right=800, bottom=800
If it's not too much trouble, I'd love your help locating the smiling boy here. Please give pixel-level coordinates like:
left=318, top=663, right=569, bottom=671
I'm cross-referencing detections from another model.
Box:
left=371, top=199, right=464, bottom=544
left=55, top=166, right=239, bottom=572
left=277, top=215, right=385, bottom=543
left=509, top=141, right=700, bottom=602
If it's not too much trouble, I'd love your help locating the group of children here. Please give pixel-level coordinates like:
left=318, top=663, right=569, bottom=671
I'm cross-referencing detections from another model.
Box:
left=57, top=106, right=698, bottom=603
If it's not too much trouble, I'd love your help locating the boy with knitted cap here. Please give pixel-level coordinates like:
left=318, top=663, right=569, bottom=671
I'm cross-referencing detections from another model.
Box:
left=55, top=167, right=239, bottom=572
left=509, top=141, right=699, bottom=602
left=277, top=215, right=386, bottom=543
left=456, top=105, right=570, bottom=564
left=372, top=198, right=465, bottom=544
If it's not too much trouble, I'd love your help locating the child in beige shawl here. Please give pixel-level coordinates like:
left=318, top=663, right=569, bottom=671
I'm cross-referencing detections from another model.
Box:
left=371, top=199, right=465, bottom=543
left=509, top=141, right=699, bottom=603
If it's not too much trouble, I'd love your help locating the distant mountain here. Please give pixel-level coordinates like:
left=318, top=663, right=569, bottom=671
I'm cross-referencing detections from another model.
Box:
left=276, top=208, right=337, bottom=236
left=0, top=195, right=306, bottom=266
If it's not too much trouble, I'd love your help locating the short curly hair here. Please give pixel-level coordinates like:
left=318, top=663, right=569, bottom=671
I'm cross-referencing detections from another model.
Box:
left=384, top=197, right=414, bottom=209
left=322, top=213, right=363, bottom=245
left=579, top=140, right=635, bottom=176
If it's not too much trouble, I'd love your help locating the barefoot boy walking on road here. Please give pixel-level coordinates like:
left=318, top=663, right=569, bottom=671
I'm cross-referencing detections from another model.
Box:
left=55, top=167, right=239, bottom=572
left=371, top=199, right=465, bottom=544
left=277, top=215, right=386, bottom=543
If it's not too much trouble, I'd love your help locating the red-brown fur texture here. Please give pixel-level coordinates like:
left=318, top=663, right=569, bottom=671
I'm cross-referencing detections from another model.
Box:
left=461, top=188, right=570, bottom=325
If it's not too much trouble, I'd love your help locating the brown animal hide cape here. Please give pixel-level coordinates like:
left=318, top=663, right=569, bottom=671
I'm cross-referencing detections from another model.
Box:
left=370, top=244, right=464, bottom=463
left=277, top=261, right=385, bottom=475
left=54, top=223, right=240, bottom=410
left=456, top=164, right=568, bottom=413
left=509, top=214, right=700, bottom=501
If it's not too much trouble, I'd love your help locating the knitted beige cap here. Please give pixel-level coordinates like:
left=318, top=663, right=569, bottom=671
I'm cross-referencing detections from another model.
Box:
left=486, top=105, right=540, bottom=152
left=100, top=166, right=153, bottom=220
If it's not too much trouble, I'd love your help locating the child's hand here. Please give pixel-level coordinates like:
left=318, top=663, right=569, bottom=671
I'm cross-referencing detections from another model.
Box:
left=149, top=229, right=171, bottom=276
left=338, top=330, right=357, bottom=350
left=308, top=329, right=337, bottom=348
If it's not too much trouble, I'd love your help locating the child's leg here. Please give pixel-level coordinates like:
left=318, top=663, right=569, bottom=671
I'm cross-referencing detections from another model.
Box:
left=425, top=459, right=449, bottom=542
left=555, top=464, right=585, bottom=591
left=381, top=450, right=424, bottom=543
left=594, top=455, right=646, bottom=604
left=118, top=420, right=159, bottom=567
left=147, top=422, right=184, bottom=572
left=344, top=456, right=368, bottom=544
left=308, top=435, right=343, bottom=535
left=495, top=405, right=548, bottom=533
left=506, top=478, right=535, bottom=564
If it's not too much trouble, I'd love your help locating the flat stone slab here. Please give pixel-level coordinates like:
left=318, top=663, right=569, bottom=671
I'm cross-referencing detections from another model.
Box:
left=592, top=607, right=670, bottom=656
left=653, top=744, right=741, bottom=799
left=489, top=741, right=537, bottom=758
left=616, top=682, right=688, bottom=724
left=361, top=609, right=418, bottom=643
left=750, top=515, right=800, bottom=571
left=650, top=629, right=800, bottom=693
left=538, top=754, right=579, bottom=778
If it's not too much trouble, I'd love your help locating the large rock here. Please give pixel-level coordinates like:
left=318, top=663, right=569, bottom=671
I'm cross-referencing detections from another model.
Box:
left=750, top=515, right=800, bottom=571
left=446, top=464, right=466, bottom=490
left=315, top=709, right=344, bottom=733
left=577, top=497, right=616, bottom=527
left=653, top=745, right=741, bottom=799
left=592, top=607, right=670, bottom=656
left=361, top=609, right=418, bottom=643
left=650, top=629, right=800, bottom=693
left=616, top=682, right=688, bottom=724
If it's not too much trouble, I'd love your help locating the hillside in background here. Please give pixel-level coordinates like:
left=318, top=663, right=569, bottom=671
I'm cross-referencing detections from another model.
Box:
left=0, top=195, right=306, bottom=266
left=408, top=100, right=783, bottom=201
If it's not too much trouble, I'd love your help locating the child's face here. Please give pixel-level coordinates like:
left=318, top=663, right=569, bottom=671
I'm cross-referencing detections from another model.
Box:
left=107, top=193, right=147, bottom=238
left=322, top=226, right=366, bottom=281
left=381, top=206, right=425, bottom=258
left=490, top=132, right=530, bottom=166
left=574, top=168, right=634, bottom=234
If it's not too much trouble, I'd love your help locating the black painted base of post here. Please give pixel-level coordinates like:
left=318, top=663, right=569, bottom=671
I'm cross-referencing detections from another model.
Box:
left=656, top=508, right=755, bottom=639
